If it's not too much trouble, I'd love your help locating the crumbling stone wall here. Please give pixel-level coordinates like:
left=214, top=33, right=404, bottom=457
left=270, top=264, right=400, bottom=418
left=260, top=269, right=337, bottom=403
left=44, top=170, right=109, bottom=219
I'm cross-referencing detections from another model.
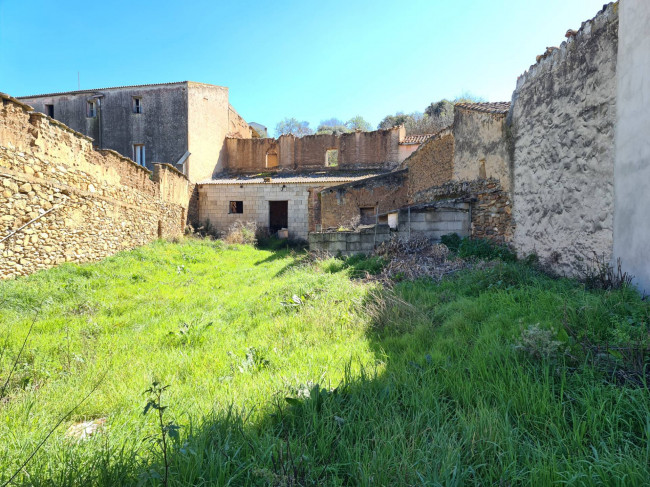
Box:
left=319, top=170, right=408, bottom=230
left=225, top=127, right=403, bottom=173
left=0, top=94, right=189, bottom=279
left=413, top=179, right=513, bottom=244
left=228, top=105, right=252, bottom=138
left=510, top=3, right=618, bottom=275
left=403, top=129, right=454, bottom=199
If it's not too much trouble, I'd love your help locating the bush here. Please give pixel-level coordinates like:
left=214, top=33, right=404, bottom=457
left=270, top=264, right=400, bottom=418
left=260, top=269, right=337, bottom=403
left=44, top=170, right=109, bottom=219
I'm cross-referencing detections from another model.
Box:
left=441, top=234, right=516, bottom=262
left=223, top=221, right=258, bottom=246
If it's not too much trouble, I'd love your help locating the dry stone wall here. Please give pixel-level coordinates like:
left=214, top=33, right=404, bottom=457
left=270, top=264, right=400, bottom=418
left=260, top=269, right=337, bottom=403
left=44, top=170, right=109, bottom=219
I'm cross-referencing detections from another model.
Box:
left=0, top=94, right=189, bottom=279
left=510, top=3, right=618, bottom=275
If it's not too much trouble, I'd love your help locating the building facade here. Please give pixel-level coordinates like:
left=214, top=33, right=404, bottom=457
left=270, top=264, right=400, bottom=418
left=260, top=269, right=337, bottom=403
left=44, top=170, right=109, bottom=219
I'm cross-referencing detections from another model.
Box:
left=18, top=81, right=252, bottom=183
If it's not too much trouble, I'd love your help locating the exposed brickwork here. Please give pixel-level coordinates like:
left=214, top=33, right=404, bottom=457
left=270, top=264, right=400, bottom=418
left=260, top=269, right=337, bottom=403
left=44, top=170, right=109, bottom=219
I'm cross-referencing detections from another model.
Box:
left=319, top=170, right=408, bottom=230
left=225, top=127, right=404, bottom=173
left=0, top=94, right=189, bottom=279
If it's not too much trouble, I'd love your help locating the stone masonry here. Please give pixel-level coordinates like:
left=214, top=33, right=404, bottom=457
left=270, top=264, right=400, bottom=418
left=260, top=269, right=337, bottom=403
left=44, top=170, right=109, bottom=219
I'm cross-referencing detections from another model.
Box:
left=0, top=93, right=189, bottom=279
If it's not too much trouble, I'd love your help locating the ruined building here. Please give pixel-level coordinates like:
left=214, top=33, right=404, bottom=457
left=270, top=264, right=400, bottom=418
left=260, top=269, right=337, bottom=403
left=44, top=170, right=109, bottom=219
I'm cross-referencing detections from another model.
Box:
left=18, top=81, right=252, bottom=182
left=2, top=0, right=649, bottom=293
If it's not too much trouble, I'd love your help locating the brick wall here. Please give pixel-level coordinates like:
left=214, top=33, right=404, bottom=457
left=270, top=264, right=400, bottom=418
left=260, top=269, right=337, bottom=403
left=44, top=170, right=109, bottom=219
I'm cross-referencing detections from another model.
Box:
left=0, top=93, right=189, bottom=279
left=225, top=127, right=403, bottom=174
left=319, top=170, right=408, bottom=230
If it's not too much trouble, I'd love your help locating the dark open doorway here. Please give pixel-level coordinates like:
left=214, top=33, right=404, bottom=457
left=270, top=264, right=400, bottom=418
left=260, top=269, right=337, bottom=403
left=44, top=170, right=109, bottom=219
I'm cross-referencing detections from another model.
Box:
left=269, top=201, right=288, bottom=234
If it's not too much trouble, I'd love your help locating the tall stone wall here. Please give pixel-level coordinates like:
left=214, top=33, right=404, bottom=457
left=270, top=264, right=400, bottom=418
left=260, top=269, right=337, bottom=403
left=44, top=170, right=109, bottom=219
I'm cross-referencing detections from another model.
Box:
left=0, top=94, right=189, bottom=279
left=228, top=105, right=252, bottom=138
left=224, top=127, right=403, bottom=174
left=510, top=3, right=618, bottom=276
left=319, top=170, right=408, bottom=230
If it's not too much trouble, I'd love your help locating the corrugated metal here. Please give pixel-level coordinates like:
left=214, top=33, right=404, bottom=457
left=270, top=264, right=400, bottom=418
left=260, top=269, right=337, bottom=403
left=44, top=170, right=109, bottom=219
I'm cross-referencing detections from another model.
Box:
left=197, top=173, right=383, bottom=185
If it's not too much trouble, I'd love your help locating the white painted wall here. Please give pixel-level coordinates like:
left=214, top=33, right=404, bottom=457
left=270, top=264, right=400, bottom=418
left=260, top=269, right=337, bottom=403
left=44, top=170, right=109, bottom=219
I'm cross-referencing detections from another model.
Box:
left=614, top=0, right=650, bottom=294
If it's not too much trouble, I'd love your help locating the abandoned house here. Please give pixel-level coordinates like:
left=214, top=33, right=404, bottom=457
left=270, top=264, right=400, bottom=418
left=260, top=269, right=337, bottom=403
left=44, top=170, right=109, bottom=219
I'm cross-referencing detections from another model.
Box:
left=3, top=1, right=650, bottom=292
left=18, top=81, right=252, bottom=182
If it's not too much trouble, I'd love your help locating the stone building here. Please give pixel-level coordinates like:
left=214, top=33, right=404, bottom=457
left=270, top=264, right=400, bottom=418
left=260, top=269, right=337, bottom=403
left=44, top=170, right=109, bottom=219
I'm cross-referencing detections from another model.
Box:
left=311, top=101, right=513, bottom=248
left=195, top=126, right=434, bottom=239
left=18, top=81, right=252, bottom=183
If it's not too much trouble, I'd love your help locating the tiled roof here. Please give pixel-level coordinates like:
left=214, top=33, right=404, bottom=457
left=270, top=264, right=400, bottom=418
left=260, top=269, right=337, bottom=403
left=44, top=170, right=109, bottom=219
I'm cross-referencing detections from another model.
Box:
left=400, top=133, right=437, bottom=145
left=16, top=81, right=224, bottom=99
left=198, top=172, right=384, bottom=185
left=454, top=102, right=511, bottom=115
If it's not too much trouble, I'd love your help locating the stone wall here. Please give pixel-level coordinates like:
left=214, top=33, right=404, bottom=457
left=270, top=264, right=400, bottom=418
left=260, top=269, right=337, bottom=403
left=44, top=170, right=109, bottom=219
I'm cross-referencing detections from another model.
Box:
left=404, top=129, right=454, bottom=199
left=614, top=0, right=650, bottom=294
left=309, top=202, right=470, bottom=256
left=453, top=106, right=511, bottom=190
left=0, top=94, right=189, bottom=279
left=224, top=127, right=404, bottom=174
left=228, top=105, right=252, bottom=138
left=319, top=170, right=408, bottom=230
left=413, top=179, right=513, bottom=244
left=510, top=3, right=618, bottom=276
left=197, top=180, right=351, bottom=240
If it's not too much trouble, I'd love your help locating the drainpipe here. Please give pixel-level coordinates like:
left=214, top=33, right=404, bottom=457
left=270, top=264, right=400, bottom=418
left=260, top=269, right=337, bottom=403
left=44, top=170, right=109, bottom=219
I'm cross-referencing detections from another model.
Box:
left=91, top=94, right=104, bottom=149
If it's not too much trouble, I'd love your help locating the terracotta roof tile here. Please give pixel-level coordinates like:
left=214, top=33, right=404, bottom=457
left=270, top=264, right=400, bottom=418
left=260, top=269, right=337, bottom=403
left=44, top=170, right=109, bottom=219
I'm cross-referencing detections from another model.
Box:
left=454, top=102, right=511, bottom=115
left=400, top=133, right=437, bottom=145
left=16, top=81, right=225, bottom=99
left=198, top=172, right=384, bottom=185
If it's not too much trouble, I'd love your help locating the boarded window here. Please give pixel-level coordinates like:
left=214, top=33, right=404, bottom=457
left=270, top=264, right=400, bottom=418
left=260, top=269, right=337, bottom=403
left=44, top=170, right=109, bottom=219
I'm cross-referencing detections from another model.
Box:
left=325, top=149, right=339, bottom=167
left=229, top=201, right=243, bottom=214
left=45, top=104, right=54, bottom=117
left=133, top=144, right=146, bottom=166
left=266, top=152, right=278, bottom=168
left=360, top=207, right=376, bottom=225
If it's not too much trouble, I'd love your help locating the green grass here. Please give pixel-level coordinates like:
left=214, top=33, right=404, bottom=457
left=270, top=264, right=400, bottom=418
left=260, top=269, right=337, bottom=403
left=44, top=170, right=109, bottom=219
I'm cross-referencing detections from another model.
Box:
left=1, top=239, right=649, bottom=486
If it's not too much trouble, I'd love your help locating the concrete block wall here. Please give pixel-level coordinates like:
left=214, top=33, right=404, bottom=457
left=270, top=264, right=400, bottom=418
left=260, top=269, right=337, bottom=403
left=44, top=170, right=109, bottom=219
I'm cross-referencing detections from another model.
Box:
left=309, top=204, right=470, bottom=255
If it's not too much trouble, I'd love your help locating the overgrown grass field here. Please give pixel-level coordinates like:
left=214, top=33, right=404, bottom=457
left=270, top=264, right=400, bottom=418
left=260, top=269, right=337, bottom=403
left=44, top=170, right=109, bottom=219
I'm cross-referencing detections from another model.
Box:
left=0, top=239, right=649, bottom=486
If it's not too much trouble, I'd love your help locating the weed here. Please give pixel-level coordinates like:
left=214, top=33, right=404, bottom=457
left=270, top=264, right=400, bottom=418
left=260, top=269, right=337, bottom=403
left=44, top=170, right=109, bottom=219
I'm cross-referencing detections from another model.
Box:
left=223, top=221, right=258, bottom=245
left=143, top=381, right=180, bottom=487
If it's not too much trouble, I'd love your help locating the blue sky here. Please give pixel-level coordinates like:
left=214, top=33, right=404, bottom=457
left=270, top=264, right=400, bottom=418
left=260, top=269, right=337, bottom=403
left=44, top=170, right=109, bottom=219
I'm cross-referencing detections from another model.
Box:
left=0, top=0, right=608, bottom=131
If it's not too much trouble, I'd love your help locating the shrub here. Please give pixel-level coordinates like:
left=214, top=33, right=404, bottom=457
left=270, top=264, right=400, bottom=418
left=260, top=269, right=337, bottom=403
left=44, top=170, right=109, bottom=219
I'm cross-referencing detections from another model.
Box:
left=441, top=234, right=516, bottom=262
left=223, top=221, right=258, bottom=246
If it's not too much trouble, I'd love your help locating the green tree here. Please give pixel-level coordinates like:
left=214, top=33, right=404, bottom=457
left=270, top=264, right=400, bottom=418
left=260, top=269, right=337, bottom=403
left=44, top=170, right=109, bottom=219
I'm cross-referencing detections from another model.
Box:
left=274, top=118, right=313, bottom=137
left=316, top=118, right=350, bottom=135
left=345, top=116, right=371, bottom=132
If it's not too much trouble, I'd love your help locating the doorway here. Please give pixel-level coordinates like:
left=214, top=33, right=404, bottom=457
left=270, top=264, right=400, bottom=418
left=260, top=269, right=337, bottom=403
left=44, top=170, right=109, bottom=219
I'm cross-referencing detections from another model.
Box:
left=269, top=201, right=288, bottom=234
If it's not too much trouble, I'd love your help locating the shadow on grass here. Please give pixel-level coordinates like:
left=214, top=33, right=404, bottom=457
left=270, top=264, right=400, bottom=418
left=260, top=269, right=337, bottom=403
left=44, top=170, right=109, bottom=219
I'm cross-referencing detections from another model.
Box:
left=8, top=259, right=650, bottom=486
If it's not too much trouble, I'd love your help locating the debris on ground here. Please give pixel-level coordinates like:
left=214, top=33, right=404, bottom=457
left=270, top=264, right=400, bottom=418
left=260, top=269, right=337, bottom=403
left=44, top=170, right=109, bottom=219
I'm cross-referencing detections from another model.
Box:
left=372, top=236, right=472, bottom=282
left=65, top=417, right=107, bottom=441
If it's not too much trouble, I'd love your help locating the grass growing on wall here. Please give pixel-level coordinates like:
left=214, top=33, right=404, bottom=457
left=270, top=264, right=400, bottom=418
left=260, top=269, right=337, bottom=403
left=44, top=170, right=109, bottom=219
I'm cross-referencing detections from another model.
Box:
left=0, top=239, right=649, bottom=485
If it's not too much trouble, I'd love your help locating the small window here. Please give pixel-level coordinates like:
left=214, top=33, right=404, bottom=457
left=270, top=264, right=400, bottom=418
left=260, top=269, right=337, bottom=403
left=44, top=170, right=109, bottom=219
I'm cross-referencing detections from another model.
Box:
left=45, top=104, right=54, bottom=117
left=229, top=201, right=243, bottom=214
left=86, top=100, right=96, bottom=118
left=133, top=144, right=146, bottom=166
left=266, top=151, right=278, bottom=168
left=360, top=207, right=376, bottom=225
left=325, top=149, right=339, bottom=167
left=132, top=97, right=142, bottom=114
